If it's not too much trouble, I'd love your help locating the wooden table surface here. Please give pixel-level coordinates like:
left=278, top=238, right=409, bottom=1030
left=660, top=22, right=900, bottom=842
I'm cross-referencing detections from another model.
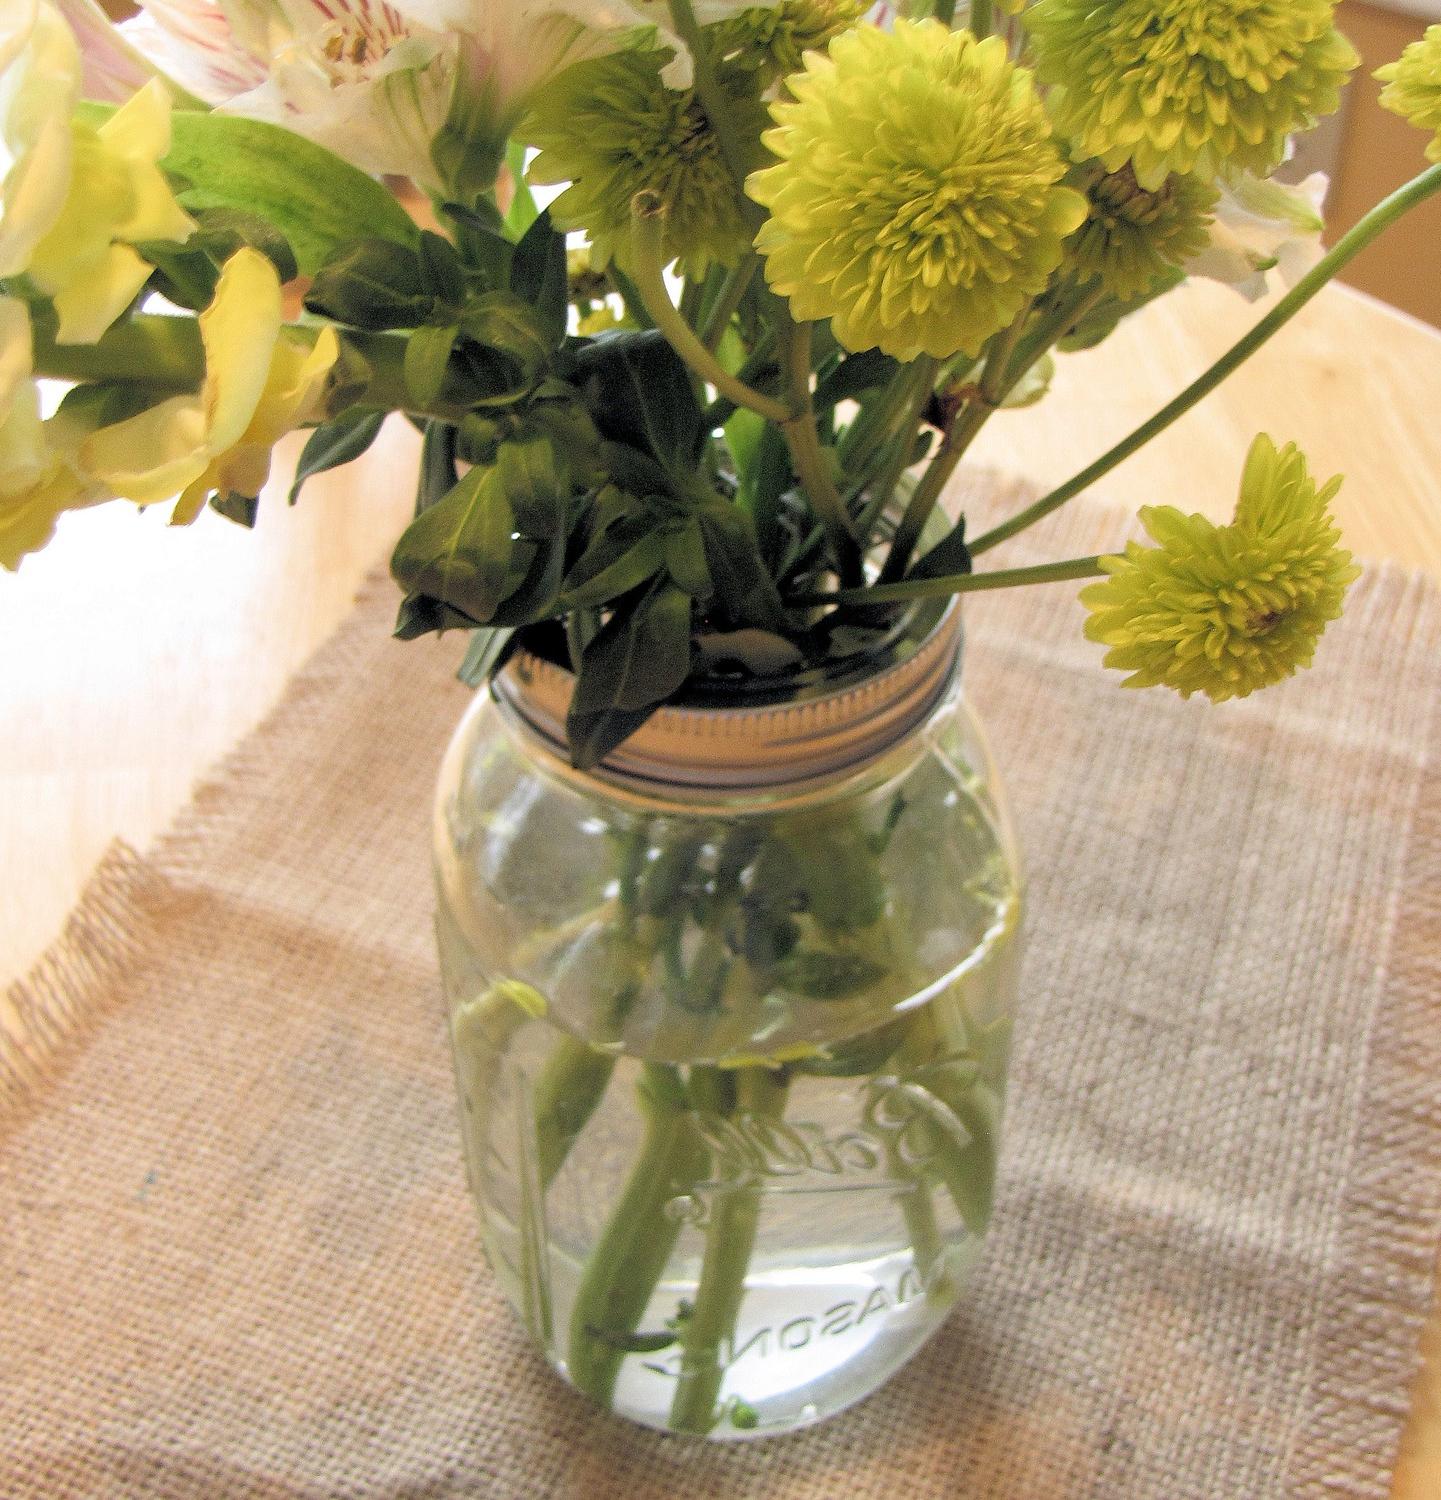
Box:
left=1, top=276, right=1437, bottom=1493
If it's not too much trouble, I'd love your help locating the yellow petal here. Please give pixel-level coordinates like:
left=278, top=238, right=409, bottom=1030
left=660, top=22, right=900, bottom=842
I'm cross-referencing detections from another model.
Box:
left=201, top=248, right=283, bottom=456
left=51, top=241, right=152, bottom=345
left=78, top=393, right=211, bottom=504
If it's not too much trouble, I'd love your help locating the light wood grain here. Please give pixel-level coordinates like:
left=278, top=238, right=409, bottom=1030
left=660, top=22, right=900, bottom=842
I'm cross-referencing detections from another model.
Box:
left=0, top=279, right=1436, bottom=1492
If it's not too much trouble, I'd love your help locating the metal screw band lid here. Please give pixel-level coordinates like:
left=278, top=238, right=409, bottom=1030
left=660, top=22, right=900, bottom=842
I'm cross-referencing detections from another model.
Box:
left=491, top=600, right=962, bottom=793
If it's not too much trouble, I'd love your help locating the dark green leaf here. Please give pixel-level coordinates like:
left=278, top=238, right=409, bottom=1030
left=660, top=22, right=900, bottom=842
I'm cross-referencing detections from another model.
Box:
left=404, top=323, right=460, bottom=408
left=305, top=239, right=432, bottom=330
left=511, top=209, right=568, bottom=348
left=440, top=202, right=514, bottom=286
left=134, top=240, right=218, bottom=310
left=561, top=529, right=665, bottom=609
left=570, top=584, right=693, bottom=720
left=391, top=463, right=515, bottom=624
left=813, top=349, right=898, bottom=409
left=190, top=208, right=299, bottom=283
left=570, top=331, right=702, bottom=475
left=912, top=519, right=972, bottom=581
left=696, top=502, right=785, bottom=632
left=459, top=291, right=551, bottom=391
left=417, top=420, right=459, bottom=515
left=289, top=410, right=386, bottom=505
left=393, top=591, right=478, bottom=639
left=457, top=627, right=519, bottom=687
left=565, top=701, right=664, bottom=773
left=418, top=230, right=466, bottom=310
left=663, top=519, right=712, bottom=599
left=210, top=491, right=259, bottom=528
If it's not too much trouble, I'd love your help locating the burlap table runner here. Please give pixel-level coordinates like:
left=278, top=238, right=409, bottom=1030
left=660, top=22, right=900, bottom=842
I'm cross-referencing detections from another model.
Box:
left=3, top=476, right=1439, bottom=1499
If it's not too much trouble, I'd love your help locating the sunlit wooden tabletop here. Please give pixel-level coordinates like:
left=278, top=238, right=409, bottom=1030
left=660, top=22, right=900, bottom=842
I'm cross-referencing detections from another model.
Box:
left=1, top=276, right=1437, bottom=1493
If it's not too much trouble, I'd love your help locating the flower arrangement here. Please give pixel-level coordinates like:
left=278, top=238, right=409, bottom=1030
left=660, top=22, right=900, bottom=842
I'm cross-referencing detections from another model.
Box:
left=7, top=0, right=1441, bottom=1441
left=5, top=0, right=1440, bottom=762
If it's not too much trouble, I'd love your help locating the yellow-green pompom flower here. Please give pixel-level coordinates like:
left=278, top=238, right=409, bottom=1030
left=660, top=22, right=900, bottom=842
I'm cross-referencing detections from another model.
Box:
left=1027, top=0, right=1358, bottom=191
left=1067, top=164, right=1218, bottom=301
left=1081, top=435, right=1360, bottom=703
left=707, top=0, right=867, bottom=84
left=1377, top=25, right=1441, bottom=163
left=523, top=47, right=766, bottom=275
left=79, top=248, right=338, bottom=523
left=747, top=22, right=1087, bottom=361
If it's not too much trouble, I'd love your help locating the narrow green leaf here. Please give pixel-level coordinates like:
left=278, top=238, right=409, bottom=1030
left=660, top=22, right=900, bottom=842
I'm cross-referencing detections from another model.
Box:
left=571, top=585, right=693, bottom=717
left=305, top=239, right=432, bottom=330
left=570, top=331, right=702, bottom=475
left=419, top=230, right=466, bottom=310
left=511, top=209, right=568, bottom=348
left=560, top=530, right=665, bottom=609
left=391, top=463, right=515, bottom=623
left=912, top=518, right=972, bottom=581
left=404, top=323, right=460, bottom=408
left=663, top=519, right=712, bottom=599
left=696, top=503, right=785, bottom=632
left=457, top=627, right=519, bottom=686
left=416, top=420, right=459, bottom=515
left=289, top=410, right=386, bottom=505
left=504, top=141, right=540, bottom=236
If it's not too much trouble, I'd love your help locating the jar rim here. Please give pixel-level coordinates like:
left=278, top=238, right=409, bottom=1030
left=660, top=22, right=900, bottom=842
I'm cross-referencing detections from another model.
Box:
left=491, top=598, right=963, bottom=794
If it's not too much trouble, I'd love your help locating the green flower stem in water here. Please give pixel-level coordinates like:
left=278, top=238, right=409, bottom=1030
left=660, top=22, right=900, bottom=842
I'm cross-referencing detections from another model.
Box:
left=566, top=1063, right=709, bottom=1408
left=533, top=1037, right=616, bottom=1190
left=669, top=1064, right=792, bottom=1435
left=969, top=162, right=1441, bottom=556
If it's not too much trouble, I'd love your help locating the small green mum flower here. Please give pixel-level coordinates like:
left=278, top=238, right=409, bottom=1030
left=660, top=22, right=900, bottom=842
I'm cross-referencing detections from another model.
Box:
left=1377, top=26, right=1441, bottom=164
left=1067, top=164, right=1219, bottom=301
left=1081, top=435, right=1360, bottom=702
left=523, top=48, right=766, bottom=276
left=747, top=22, right=1087, bottom=361
left=708, top=0, right=868, bottom=85
left=1027, top=0, right=1359, bottom=190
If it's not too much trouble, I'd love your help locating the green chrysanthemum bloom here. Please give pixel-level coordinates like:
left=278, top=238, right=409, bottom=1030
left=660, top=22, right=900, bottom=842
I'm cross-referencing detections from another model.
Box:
left=1377, top=26, right=1441, bottom=164
left=523, top=48, right=766, bottom=275
left=747, top=22, right=1087, bottom=361
left=1027, top=0, right=1359, bottom=190
left=708, top=0, right=868, bottom=84
left=1067, top=164, right=1219, bottom=300
left=1081, top=435, right=1360, bottom=702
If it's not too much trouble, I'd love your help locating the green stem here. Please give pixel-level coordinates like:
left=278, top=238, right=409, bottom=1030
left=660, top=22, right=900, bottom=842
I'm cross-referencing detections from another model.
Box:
left=700, top=255, right=760, bottom=352
left=628, top=200, right=792, bottom=425
left=532, top=1037, right=616, bottom=1190
left=669, top=1065, right=790, bottom=1435
left=793, top=553, right=1106, bottom=608
left=970, top=163, right=1441, bottom=555
left=966, top=0, right=992, bottom=34
left=665, top=0, right=765, bottom=231
left=566, top=1064, right=707, bottom=1409
left=879, top=401, right=990, bottom=582
left=779, top=317, right=864, bottom=586
left=858, top=355, right=943, bottom=546
left=31, top=311, right=204, bottom=389
left=878, top=311, right=1033, bottom=581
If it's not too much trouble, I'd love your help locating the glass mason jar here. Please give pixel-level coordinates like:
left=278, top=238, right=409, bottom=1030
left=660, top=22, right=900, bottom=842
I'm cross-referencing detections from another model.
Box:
left=434, top=598, right=1022, bottom=1440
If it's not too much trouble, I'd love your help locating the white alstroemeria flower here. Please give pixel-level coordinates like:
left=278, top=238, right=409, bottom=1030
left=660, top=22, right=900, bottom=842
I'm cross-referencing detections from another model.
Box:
left=118, top=0, right=457, bottom=186
left=0, top=298, right=100, bottom=570
left=1185, top=172, right=1329, bottom=303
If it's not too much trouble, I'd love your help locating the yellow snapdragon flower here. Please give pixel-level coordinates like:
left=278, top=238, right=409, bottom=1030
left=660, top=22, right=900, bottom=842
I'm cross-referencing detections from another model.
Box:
left=0, top=297, right=97, bottom=570
left=1, top=4, right=197, bottom=343
left=80, top=248, right=338, bottom=523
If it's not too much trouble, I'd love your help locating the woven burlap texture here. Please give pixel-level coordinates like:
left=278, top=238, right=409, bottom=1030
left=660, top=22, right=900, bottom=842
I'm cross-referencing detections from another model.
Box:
left=3, top=478, right=1439, bottom=1500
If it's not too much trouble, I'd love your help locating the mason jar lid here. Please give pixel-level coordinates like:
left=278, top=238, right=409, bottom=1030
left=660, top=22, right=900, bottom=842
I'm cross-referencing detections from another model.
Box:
left=491, top=599, right=963, bottom=793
